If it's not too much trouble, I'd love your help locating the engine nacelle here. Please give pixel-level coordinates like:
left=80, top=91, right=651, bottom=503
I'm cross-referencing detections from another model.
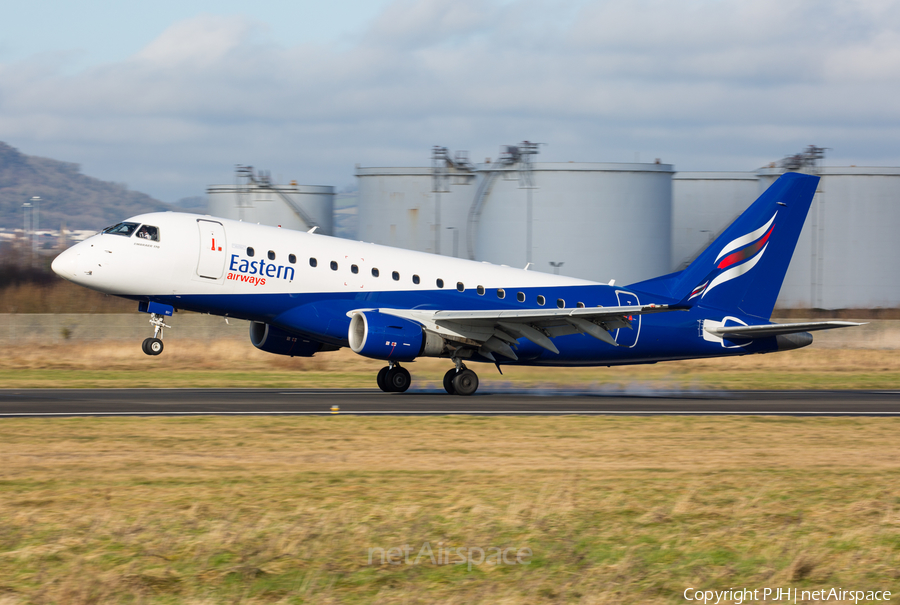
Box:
left=348, top=311, right=445, bottom=361
left=249, top=321, right=325, bottom=357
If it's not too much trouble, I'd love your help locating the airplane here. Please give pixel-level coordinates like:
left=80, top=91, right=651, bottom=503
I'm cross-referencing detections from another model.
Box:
left=51, top=172, right=861, bottom=395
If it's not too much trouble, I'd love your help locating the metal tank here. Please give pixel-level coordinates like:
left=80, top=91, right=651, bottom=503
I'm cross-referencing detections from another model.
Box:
left=758, top=166, right=900, bottom=309
left=473, top=163, right=674, bottom=284
left=355, top=163, right=477, bottom=256
left=671, top=172, right=759, bottom=271
left=206, top=167, right=334, bottom=235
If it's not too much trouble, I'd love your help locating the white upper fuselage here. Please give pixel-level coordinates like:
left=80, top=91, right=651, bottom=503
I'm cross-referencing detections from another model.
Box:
left=53, top=211, right=598, bottom=303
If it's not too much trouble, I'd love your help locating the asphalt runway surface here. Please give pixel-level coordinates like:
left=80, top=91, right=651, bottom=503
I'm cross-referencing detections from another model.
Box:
left=0, top=388, right=899, bottom=416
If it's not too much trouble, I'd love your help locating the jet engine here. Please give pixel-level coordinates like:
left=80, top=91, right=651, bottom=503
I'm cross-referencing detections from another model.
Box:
left=249, top=321, right=327, bottom=357
left=348, top=311, right=446, bottom=362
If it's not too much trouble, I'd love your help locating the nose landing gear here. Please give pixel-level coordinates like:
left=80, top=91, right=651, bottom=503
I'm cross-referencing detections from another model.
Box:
left=142, top=313, right=170, bottom=356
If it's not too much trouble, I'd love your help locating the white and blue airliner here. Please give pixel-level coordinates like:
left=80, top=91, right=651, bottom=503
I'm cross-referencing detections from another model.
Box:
left=52, top=172, right=860, bottom=395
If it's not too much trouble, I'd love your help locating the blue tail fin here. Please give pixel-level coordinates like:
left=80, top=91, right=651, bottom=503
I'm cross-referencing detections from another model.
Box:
left=631, top=172, right=818, bottom=320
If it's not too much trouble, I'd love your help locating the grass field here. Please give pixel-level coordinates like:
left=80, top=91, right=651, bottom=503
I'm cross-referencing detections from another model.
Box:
left=0, top=416, right=899, bottom=604
left=1, top=339, right=899, bottom=390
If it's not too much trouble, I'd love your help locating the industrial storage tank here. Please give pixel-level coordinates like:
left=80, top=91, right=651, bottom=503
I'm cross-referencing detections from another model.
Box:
left=355, top=159, right=477, bottom=256
left=206, top=167, right=334, bottom=235
left=758, top=167, right=900, bottom=309
left=473, top=163, right=674, bottom=284
left=671, top=172, right=759, bottom=271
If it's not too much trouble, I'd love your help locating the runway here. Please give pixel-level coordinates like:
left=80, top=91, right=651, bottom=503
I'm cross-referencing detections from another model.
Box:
left=0, top=388, right=899, bottom=416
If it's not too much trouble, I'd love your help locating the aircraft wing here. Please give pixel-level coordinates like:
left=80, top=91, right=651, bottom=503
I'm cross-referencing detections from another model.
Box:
left=704, top=321, right=865, bottom=339
left=366, top=304, right=679, bottom=360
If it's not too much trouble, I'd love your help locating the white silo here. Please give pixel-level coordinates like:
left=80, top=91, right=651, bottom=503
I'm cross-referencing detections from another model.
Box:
left=355, top=159, right=477, bottom=255
left=672, top=172, right=759, bottom=271
left=759, top=166, right=900, bottom=309
left=206, top=167, right=334, bottom=235
left=473, top=163, right=674, bottom=284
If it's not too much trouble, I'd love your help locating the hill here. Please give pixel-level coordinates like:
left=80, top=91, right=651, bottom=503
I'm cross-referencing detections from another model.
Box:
left=0, top=142, right=174, bottom=231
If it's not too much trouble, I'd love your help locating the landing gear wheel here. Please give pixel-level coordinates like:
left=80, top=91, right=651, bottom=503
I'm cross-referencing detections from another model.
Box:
left=452, top=369, right=478, bottom=396
left=143, top=337, right=163, bottom=356
left=385, top=366, right=411, bottom=393
left=443, top=368, right=457, bottom=395
left=376, top=366, right=390, bottom=392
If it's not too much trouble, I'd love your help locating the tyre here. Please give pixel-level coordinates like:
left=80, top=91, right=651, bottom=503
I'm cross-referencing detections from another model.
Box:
left=376, top=366, right=390, bottom=392
left=141, top=338, right=152, bottom=355
left=442, top=368, right=457, bottom=395
left=386, top=367, right=411, bottom=393
left=147, top=338, right=164, bottom=356
left=452, top=369, right=478, bottom=396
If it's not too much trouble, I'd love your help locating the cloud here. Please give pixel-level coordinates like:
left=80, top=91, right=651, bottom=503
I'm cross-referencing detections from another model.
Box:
left=1, top=0, right=900, bottom=203
left=134, top=14, right=264, bottom=68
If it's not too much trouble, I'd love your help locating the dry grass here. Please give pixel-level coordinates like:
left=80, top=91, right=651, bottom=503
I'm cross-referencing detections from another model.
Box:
left=0, top=416, right=899, bottom=604
left=1, top=339, right=899, bottom=389
left=0, top=281, right=133, bottom=314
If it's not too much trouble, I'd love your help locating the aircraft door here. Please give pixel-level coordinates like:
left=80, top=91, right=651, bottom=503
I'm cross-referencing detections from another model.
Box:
left=614, top=290, right=641, bottom=348
left=197, top=220, right=227, bottom=280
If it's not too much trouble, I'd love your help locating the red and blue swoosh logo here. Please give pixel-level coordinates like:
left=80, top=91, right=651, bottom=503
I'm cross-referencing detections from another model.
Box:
left=689, top=213, right=776, bottom=301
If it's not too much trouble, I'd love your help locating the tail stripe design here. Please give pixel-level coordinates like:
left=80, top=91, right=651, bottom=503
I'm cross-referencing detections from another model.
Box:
left=688, top=280, right=709, bottom=301
left=703, top=242, right=769, bottom=299
left=714, top=213, right=776, bottom=264
left=716, top=223, right=774, bottom=269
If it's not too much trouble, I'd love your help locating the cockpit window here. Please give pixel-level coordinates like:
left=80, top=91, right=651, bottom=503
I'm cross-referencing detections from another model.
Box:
left=102, top=222, right=140, bottom=237
left=135, top=225, right=159, bottom=241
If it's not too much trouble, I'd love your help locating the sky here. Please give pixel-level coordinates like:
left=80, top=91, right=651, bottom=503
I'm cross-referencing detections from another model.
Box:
left=2, top=0, right=900, bottom=203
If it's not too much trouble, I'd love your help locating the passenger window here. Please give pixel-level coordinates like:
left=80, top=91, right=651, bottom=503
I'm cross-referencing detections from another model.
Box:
left=351, top=264, right=359, bottom=274
left=289, top=254, right=296, bottom=264
left=135, top=225, right=159, bottom=241
left=392, top=271, right=400, bottom=281
left=247, top=247, right=255, bottom=257
left=576, top=302, right=585, bottom=308
left=517, top=292, right=525, bottom=302
left=476, top=285, right=485, bottom=296
left=436, top=278, right=444, bottom=288
left=102, top=222, right=140, bottom=237
left=372, top=268, right=380, bottom=277
left=537, top=295, right=545, bottom=306
left=557, top=298, right=565, bottom=308
left=309, top=257, right=317, bottom=267
left=331, top=261, right=338, bottom=271
left=457, top=282, right=465, bottom=292
left=412, top=274, right=420, bottom=284
left=267, top=250, right=275, bottom=260
left=497, top=288, right=505, bottom=299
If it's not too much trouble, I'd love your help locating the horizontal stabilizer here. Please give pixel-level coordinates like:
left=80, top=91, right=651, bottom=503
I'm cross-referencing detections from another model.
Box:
left=705, top=321, right=864, bottom=339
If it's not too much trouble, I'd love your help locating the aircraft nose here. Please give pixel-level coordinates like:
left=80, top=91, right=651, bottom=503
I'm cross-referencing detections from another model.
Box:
left=51, top=246, right=78, bottom=279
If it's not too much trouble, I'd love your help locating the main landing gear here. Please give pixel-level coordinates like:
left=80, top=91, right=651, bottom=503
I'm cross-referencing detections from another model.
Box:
left=442, top=362, right=479, bottom=396
left=375, top=360, right=480, bottom=396
left=376, top=362, right=412, bottom=393
left=141, top=313, right=170, bottom=356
